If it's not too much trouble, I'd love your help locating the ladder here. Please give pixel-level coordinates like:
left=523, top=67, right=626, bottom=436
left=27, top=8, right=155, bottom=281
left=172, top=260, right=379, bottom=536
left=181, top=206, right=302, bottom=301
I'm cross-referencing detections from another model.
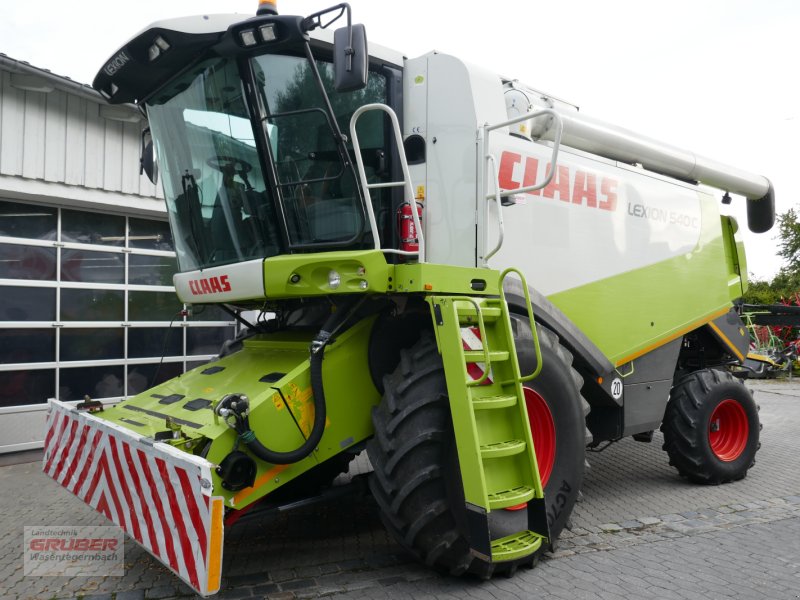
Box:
left=427, top=269, right=549, bottom=562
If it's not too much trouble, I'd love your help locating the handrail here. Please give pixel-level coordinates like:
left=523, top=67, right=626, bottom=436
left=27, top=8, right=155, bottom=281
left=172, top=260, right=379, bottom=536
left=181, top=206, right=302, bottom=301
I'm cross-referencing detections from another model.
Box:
left=483, top=109, right=564, bottom=199
left=499, top=267, right=542, bottom=383
left=481, top=109, right=563, bottom=265
left=350, top=103, right=425, bottom=262
left=483, top=153, right=504, bottom=262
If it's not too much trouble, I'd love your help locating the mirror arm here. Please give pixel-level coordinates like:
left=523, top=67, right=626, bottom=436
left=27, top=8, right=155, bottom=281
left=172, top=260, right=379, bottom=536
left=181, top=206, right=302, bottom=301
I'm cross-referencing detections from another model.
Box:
left=343, top=5, right=353, bottom=72
left=302, top=41, right=349, bottom=151
left=301, top=3, right=350, bottom=33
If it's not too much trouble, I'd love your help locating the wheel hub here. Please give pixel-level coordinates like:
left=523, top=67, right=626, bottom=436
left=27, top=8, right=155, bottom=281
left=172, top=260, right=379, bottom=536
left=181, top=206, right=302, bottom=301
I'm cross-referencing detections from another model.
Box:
left=708, top=398, right=749, bottom=462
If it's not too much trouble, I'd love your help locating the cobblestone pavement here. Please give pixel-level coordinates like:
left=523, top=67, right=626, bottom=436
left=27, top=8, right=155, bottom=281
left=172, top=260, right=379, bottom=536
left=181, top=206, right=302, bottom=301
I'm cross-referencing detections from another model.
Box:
left=1, top=380, right=798, bottom=600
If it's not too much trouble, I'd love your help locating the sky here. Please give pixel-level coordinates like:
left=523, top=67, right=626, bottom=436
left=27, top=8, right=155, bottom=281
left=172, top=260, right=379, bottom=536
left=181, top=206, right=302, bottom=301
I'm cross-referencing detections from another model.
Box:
left=1, top=0, right=797, bottom=280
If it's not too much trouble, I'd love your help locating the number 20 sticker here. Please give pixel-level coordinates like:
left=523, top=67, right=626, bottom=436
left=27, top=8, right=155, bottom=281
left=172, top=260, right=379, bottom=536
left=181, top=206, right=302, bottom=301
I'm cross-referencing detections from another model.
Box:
left=610, top=378, right=623, bottom=400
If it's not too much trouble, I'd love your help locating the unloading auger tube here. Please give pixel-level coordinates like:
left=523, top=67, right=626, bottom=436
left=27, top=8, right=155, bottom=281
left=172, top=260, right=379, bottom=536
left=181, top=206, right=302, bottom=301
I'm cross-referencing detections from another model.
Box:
left=531, top=107, right=775, bottom=233
left=214, top=297, right=362, bottom=464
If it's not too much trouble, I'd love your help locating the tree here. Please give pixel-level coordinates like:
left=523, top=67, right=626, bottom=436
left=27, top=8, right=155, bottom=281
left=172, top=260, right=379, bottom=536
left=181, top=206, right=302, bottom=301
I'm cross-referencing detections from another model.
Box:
left=777, top=207, right=800, bottom=274
left=742, top=207, right=800, bottom=305
left=743, top=278, right=781, bottom=305
left=743, top=272, right=800, bottom=305
left=271, top=59, right=387, bottom=163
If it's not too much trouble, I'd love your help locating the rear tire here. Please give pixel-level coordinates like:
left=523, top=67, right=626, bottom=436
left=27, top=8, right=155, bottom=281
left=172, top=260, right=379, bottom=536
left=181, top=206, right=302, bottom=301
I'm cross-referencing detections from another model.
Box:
left=367, top=325, right=588, bottom=577
left=661, top=368, right=760, bottom=484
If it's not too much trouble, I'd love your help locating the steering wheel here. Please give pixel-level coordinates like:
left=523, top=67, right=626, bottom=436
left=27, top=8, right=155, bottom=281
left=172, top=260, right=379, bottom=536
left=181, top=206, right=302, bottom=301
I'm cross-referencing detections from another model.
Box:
left=206, top=156, right=252, bottom=178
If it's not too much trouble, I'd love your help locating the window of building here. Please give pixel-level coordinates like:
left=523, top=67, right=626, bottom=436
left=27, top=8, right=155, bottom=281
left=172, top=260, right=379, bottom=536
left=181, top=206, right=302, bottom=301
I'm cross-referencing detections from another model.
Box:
left=0, top=199, right=235, bottom=409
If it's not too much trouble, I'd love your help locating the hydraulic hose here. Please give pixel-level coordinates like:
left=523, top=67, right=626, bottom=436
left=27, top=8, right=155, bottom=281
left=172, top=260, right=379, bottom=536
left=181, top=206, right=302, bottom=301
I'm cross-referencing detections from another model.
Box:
left=227, top=299, right=359, bottom=465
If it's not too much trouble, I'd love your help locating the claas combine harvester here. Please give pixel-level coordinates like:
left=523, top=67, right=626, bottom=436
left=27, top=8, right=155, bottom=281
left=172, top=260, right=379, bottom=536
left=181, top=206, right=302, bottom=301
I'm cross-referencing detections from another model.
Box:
left=43, top=1, right=775, bottom=594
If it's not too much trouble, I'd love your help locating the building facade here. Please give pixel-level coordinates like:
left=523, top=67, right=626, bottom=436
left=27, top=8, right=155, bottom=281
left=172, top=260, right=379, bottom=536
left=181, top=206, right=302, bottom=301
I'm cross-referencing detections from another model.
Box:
left=0, top=55, right=234, bottom=453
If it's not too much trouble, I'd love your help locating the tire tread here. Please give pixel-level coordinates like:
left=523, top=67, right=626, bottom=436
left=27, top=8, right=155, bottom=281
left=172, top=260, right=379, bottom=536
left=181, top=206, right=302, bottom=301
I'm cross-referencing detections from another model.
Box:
left=661, top=368, right=760, bottom=484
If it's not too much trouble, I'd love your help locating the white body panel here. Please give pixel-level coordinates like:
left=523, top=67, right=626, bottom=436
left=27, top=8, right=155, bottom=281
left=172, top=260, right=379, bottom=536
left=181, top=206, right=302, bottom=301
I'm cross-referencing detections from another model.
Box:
left=173, top=258, right=264, bottom=303
left=404, top=53, right=508, bottom=268
left=405, top=52, right=710, bottom=295
left=486, top=138, right=704, bottom=296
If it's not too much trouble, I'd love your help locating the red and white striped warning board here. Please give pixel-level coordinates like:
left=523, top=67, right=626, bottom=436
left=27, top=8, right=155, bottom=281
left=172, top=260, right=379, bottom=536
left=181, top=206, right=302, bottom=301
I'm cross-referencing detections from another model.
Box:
left=43, top=400, right=224, bottom=597
left=462, top=326, right=492, bottom=382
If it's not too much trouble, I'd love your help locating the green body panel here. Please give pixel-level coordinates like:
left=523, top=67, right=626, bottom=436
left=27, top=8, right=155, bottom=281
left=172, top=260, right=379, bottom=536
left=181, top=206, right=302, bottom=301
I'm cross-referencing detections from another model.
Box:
left=87, top=256, right=522, bottom=515
left=547, top=197, right=744, bottom=366
left=261, top=250, right=501, bottom=300
left=737, top=237, right=748, bottom=294
left=393, top=263, right=500, bottom=295
left=93, top=318, right=380, bottom=509
left=263, top=250, right=392, bottom=298
left=720, top=216, right=747, bottom=300
left=726, top=216, right=748, bottom=295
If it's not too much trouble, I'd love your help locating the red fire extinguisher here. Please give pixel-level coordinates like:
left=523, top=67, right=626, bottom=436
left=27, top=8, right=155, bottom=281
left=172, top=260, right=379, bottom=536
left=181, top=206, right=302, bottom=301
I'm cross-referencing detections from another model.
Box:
left=397, top=201, right=423, bottom=253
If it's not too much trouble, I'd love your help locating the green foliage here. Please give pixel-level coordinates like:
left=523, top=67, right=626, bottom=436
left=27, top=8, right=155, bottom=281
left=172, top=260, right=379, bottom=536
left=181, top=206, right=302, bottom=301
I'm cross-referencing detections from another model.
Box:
left=743, top=278, right=781, bottom=305
left=743, top=271, right=800, bottom=305
left=743, top=207, right=800, bottom=305
left=272, top=59, right=387, bottom=161
left=777, top=207, right=800, bottom=274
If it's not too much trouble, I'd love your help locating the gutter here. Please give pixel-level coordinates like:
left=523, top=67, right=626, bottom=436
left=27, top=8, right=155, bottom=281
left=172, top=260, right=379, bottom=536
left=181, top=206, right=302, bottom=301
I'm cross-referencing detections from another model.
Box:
left=0, top=53, right=139, bottom=117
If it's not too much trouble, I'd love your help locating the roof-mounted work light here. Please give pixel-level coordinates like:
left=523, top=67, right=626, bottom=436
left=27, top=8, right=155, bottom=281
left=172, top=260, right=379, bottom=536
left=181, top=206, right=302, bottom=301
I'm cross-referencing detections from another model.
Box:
left=238, top=23, right=278, bottom=47
left=147, top=36, right=170, bottom=62
left=240, top=29, right=258, bottom=46
left=259, top=23, right=277, bottom=41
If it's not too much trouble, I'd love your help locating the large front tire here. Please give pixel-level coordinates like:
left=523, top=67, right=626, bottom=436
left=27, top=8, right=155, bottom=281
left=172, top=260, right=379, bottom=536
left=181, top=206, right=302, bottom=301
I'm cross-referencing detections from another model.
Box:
left=367, top=325, right=588, bottom=577
left=661, top=368, right=760, bottom=484
left=512, top=317, right=591, bottom=540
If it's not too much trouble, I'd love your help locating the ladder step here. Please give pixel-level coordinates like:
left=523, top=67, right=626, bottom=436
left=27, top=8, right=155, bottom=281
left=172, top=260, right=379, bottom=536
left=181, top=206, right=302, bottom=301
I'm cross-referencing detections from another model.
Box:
left=491, top=530, right=545, bottom=562
left=456, top=306, right=502, bottom=324
left=463, top=350, right=509, bottom=363
left=480, top=439, right=526, bottom=459
left=472, top=394, right=517, bottom=410
left=487, top=486, right=535, bottom=510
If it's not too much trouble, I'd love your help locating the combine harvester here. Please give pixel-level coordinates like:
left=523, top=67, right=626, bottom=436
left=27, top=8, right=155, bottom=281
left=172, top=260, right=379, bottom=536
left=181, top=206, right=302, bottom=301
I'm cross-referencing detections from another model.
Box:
left=43, top=1, right=774, bottom=594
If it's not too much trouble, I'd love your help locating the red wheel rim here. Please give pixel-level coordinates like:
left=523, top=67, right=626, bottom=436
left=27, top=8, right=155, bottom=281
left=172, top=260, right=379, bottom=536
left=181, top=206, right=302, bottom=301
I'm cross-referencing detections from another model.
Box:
left=524, top=387, right=556, bottom=486
left=708, top=399, right=749, bottom=461
left=503, top=387, right=557, bottom=511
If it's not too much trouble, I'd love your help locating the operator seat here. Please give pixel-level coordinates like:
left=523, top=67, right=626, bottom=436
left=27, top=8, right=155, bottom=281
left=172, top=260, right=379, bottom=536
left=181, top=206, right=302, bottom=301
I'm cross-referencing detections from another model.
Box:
left=173, top=174, right=210, bottom=264
left=209, top=179, right=259, bottom=263
left=210, top=179, right=281, bottom=262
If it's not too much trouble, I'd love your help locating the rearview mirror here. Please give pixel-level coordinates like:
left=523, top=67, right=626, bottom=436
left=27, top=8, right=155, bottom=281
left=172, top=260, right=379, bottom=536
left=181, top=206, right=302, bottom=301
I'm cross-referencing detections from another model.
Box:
left=333, top=23, right=368, bottom=92
left=140, top=128, right=158, bottom=185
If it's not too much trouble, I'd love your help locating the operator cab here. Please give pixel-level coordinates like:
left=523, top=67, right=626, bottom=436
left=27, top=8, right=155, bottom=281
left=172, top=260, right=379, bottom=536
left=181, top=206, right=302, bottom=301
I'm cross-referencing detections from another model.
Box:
left=94, top=4, right=403, bottom=274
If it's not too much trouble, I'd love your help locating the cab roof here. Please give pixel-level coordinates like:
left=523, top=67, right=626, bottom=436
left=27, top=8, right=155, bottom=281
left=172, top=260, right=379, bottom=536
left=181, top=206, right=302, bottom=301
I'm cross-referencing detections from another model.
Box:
left=93, top=12, right=405, bottom=105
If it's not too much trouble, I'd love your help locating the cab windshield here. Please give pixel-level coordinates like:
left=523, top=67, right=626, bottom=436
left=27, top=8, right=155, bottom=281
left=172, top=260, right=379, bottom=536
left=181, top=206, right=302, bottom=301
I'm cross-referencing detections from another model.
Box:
left=147, top=53, right=387, bottom=272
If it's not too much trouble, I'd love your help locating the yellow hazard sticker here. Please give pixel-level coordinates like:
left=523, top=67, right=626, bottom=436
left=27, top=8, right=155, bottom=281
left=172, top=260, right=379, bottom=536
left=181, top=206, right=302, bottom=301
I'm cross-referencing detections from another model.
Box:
left=416, top=185, right=425, bottom=200
left=414, top=75, right=425, bottom=85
